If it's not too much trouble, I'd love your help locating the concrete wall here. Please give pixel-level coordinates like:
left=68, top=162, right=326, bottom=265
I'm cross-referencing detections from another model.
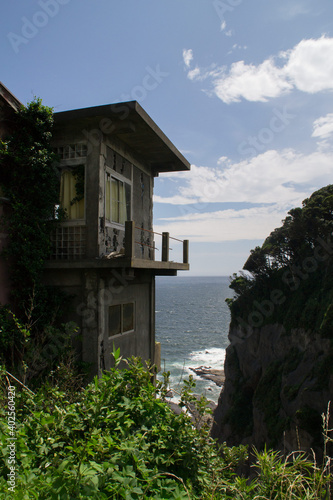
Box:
left=52, top=123, right=155, bottom=261
left=98, top=138, right=154, bottom=259
left=43, top=267, right=155, bottom=378
left=49, top=120, right=158, bottom=378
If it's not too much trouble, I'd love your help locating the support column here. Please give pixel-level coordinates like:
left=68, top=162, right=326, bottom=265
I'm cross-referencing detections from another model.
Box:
left=162, top=232, right=169, bottom=262
left=125, top=220, right=135, bottom=259
left=183, top=240, right=189, bottom=264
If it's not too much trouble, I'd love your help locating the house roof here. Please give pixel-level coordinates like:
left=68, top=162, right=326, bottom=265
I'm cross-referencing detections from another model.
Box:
left=0, top=82, right=22, bottom=112
left=54, top=101, right=191, bottom=173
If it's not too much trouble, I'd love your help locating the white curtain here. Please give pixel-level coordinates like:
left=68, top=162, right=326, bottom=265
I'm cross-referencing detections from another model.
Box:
left=60, top=170, right=85, bottom=219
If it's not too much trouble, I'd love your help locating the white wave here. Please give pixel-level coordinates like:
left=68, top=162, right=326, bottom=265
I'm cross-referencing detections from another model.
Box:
left=189, top=348, right=226, bottom=370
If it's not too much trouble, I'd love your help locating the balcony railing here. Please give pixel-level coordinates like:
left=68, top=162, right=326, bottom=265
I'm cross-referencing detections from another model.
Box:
left=49, top=220, right=189, bottom=266
left=50, top=224, right=86, bottom=260
left=126, top=221, right=189, bottom=265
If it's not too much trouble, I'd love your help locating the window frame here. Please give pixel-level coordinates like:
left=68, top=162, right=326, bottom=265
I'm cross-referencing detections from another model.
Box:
left=108, top=302, right=135, bottom=339
left=105, top=168, right=132, bottom=227
left=55, top=143, right=88, bottom=160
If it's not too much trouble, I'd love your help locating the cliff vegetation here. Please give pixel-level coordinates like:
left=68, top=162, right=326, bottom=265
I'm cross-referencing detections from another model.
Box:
left=213, top=185, right=333, bottom=457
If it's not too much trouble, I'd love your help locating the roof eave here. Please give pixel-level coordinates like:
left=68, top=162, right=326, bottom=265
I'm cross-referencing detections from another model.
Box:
left=54, top=101, right=191, bottom=173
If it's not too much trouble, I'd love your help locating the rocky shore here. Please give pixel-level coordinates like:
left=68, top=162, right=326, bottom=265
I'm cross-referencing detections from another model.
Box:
left=190, top=366, right=225, bottom=387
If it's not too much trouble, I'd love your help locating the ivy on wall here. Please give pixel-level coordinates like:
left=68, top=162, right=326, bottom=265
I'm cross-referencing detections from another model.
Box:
left=0, top=98, right=60, bottom=321
left=0, top=99, right=73, bottom=381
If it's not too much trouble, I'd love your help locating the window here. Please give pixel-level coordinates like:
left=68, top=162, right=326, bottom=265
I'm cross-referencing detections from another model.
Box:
left=109, top=303, right=135, bottom=337
left=55, top=144, right=87, bottom=160
left=59, top=166, right=85, bottom=220
left=105, top=173, right=131, bottom=225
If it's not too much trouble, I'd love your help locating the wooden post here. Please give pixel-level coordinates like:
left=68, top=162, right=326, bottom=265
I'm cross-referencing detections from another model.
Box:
left=125, top=220, right=135, bottom=259
left=162, top=232, right=169, bottom=262
left=183, top=239, right=189, bottom=264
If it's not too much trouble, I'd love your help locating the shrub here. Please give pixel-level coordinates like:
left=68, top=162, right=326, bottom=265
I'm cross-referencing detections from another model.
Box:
left=0, top=353, right=331, bottom=499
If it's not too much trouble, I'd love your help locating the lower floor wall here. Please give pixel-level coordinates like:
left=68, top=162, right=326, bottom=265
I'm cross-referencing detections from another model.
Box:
left=43, top=266, right=156, bottom=379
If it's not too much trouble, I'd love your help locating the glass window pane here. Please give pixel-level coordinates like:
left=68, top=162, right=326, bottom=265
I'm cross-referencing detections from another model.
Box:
left=118, top=181, right=126, bottom=224
left=109, top=305, right=121, bottom=336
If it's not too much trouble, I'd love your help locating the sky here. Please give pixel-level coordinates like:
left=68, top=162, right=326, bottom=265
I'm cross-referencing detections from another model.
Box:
left=1, top=0, right=333, bottom=276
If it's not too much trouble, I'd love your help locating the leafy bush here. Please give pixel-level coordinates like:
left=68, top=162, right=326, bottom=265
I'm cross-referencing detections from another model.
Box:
left=0, top=351, right=226, bottom=499
left=1, top=352, right=332, bottom=498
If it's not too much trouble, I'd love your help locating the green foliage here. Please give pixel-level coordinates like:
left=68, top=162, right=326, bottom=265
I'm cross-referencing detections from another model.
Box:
left=0, top=357, right=228, bottom=499
left=69, top=164, right=85, bottom=206
left=0, top=357, right=331, bottom=499
left=227, top=185, right=333, bottom=335
left=0, top=98, right=76, bottom=384
left=0, top=98, right=60, bottom=318
left=0, top=307, right=83, bottom=389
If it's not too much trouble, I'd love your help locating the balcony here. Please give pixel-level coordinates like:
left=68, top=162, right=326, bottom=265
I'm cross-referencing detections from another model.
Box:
left=47, top=221, right=189, bottom=274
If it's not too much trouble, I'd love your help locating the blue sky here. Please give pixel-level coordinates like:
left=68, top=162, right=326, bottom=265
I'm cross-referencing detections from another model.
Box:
left=2, top=0, right=333, bottom=275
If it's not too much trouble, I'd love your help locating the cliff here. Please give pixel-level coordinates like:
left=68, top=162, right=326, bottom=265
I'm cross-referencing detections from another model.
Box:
left=212, top=323, right=333, bottom=454
left=212, top=185, right=333, bottom=454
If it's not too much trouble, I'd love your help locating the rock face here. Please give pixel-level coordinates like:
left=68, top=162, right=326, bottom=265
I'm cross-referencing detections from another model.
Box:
left=190, top=366, right=225, bottom=387
left=211, top=323, right=333, bottom=455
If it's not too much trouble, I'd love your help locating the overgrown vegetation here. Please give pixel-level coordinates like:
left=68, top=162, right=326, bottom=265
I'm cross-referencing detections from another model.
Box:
left=0, top=352, right=332, bottom=499
left=0, top=99, right=60, bottom=320
left=0, top=98, right=82, bottom=386
left=227, top=185, right=333, bottom=334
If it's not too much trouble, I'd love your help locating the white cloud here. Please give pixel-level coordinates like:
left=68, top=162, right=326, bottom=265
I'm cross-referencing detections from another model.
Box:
left=285, top=37, right=333, bottom=93
left=154, top=194, right=197, bottom=205
left=213, top=59, right=292, bottom=103
left=312, top=113, right=333, bottom=139
left=154, top=205, right=287, bottom=243
left=187, top=67, right=201, bottom=80
left=278, top=3, right=312, bottom=20
left=155, top=149, right=333, bottom=207
left=182, top=48, right=193, bottom=68
left=154, top=149, right=333, bottom=243
left=187, top=36, right=333, bottom=103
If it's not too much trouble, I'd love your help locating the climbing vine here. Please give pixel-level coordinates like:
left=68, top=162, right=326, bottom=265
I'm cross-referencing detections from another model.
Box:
left=0, top=98, right=74, bottom=382
left=0, top=98, right=60, bottom=321
left=70, top=163, right=85, bottom=206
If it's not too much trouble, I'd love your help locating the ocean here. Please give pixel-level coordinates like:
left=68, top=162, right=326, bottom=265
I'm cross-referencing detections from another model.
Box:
left=155, top=276, right=232, bottom=403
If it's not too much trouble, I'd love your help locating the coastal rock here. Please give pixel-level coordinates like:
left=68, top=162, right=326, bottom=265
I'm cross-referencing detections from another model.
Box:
left=211, top=323, right=333, bottom=456
left=190, top=366, right=225, bottom=387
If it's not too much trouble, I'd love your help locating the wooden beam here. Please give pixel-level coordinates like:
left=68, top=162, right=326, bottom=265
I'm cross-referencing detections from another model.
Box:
left=162, top=232, right=169, bottom=262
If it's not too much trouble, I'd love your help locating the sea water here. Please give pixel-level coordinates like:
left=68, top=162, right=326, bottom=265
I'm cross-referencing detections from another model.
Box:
left=155, top=276, right=232, bottom=403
